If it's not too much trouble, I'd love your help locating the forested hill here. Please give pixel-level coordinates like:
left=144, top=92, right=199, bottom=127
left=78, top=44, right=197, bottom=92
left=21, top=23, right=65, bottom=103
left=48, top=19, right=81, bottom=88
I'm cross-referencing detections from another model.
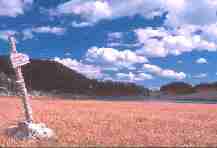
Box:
left=0, top=55, right=149, bottom=96
left=160, top=82, right=217, bottom=95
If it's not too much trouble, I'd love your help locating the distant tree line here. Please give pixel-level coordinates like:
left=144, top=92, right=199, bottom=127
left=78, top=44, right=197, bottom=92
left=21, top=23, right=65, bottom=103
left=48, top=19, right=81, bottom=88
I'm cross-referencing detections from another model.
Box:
left=160, top=82, right=217, bottom=95
left=86, top=80, right=149, bottom=96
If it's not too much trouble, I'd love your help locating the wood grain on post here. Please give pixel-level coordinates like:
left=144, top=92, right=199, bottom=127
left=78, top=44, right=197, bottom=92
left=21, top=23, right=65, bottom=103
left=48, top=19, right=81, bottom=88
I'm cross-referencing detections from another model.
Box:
left=9, top=36, right=33, bottom=123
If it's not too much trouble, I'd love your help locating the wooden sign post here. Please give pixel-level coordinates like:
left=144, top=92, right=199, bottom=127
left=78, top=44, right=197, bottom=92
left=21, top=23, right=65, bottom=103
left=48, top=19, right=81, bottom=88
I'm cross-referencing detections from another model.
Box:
left=7, top=36, right=54, bottom=140
left=9, top=36, right=33, bottom=123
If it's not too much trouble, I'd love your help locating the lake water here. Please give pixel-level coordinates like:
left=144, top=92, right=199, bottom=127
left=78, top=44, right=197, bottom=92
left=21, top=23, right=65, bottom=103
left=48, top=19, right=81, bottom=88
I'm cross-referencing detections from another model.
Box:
left=95, top=96, right=217, bottom=104
left=174, top=99, right=217, bottom=104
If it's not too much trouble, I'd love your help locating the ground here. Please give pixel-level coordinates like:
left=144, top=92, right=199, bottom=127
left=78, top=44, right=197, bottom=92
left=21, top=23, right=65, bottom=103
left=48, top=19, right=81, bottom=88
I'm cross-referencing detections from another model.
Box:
left=0, top=96, right=217, bottom=147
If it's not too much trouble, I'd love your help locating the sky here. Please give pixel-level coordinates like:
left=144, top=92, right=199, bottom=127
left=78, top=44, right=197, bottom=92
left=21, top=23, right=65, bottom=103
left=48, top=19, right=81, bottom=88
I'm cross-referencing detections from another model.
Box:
left=0, top=0, right=217, bottom=89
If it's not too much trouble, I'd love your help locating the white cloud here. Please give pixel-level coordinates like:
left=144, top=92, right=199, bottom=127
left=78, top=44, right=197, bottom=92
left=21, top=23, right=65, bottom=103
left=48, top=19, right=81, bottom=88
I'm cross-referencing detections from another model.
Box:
left=177, top=60, right=183, bottom=64
left=71, top=21, right=93, bottom=28
left=0, top=30, right=17, bottom=41
left=193, top=73, right=207, bottom=79
left=116, top=72, right=153, bottom=82
left=107, top=32, right=126, bottom=48
left=137, top=73, right=154, bottom=81
left=54, top=0, right=217, bottom=29
left=201, top=23, right=217, bottom=44
left=116, top=72, right=134, bottom=82
left=54, top=57, right=103, bottom=79
left=102, top=67, right=119, bottom=72
left=1, top=26, right=66, bottom=42
left=81, top=0, right=217, bottom=58
left=56, top=0, right=112, bottom=23
left=164, top=0, right=217, bottom=27
left=32, top=26, right=66, bottom=35
left=108, top=32, right=123, bottom=41
left=143, top=63, right=186, bottom=80
left=134, top=26, right=217, bottom=58
left=53, top=57, right=153, bottom=83
left=21, top=26, right=66, bottom=40
left=53, top=0, right=217, bottom=59
left=196, top=58, right=208, bottom=64
left=85, top=46, right=148, bottom=68
left=55, top=0, right=164, bottom=24
left=107, top=42, right=140, bottom=48
left=0, top=0, right=33, bottom=17
left=22, top=29, right=34, bottom=40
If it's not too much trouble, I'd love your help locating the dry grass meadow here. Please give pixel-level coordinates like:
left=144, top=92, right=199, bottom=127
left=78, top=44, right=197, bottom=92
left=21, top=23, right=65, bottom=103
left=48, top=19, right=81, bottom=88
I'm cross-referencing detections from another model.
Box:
left=0, top=96, right=217, bottom=147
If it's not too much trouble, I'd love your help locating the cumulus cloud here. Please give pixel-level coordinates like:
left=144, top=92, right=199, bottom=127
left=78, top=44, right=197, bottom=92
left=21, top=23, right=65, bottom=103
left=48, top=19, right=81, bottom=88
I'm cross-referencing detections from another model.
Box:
left=107, top=43, right=141, bottom=49
left=196, top=58, right=208, bottom=64
left=32, top=26, right=66, bottom=35
left=56, top=0, right=112, bottom=23
left=71, top=21, right=93, bottom=28
left=1, top=26, right=66, bottom=41
left=52, top=0, right=217, bottom=60
left=53, top=0, right=217, bottom=27
left=134, top=26, right=217, bottom=57
left=201, top=23, right=217, bottom=44
left=143, top=64, right=186, bottom=80
left=54, top=57, right=103, bottom=79
left=95, top=0, right=217, bottom=58
left=54, top=0, right=164, bottom=24
left=164, top=0, right=217, bottom=27
left=107, top=32, right=141, bottom=48
left=108, top=32, right=123, bottom=41
left=116, top=72, right=153, bottom=82
left=85, top=46, right=149, bottom=68
left=0, top=0, right=33, bottom=17
left=21, top=26, right=66, bottom=40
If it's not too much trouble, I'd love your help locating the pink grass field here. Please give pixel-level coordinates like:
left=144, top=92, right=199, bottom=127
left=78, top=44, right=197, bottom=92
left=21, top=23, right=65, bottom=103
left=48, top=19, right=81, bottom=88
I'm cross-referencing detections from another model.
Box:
left=0, top=96, right=217, bottom=147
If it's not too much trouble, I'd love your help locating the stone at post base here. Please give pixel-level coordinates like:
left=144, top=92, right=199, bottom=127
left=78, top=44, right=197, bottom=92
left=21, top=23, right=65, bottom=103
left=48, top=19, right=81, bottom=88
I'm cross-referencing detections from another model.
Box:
left=7, top=121, right=55, bottom=140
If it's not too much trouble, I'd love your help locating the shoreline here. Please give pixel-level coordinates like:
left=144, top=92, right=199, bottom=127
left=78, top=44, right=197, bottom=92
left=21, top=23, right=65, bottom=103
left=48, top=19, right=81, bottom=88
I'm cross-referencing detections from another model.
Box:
left=1, top=95, right=217, bottom=104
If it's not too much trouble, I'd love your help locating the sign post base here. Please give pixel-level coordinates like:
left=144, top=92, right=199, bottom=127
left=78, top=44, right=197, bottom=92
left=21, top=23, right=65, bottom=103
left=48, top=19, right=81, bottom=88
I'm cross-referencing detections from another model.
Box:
left=7, top=121, right=55, bottom=140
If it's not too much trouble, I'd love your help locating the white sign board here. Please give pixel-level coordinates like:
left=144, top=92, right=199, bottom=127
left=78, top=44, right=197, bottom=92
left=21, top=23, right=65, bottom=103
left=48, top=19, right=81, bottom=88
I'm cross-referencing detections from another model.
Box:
left=10, top=53, right=30, bottom=69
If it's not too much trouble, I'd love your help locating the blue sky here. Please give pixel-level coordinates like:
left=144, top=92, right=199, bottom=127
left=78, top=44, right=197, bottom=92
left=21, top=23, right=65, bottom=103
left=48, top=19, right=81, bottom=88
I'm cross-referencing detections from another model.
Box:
left=0, top=0, right=217, bottom=89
